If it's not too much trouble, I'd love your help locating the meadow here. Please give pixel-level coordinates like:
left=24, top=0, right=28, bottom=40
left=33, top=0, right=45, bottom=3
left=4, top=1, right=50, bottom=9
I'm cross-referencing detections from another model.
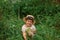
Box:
left=0, top=0, right=60, bottom=40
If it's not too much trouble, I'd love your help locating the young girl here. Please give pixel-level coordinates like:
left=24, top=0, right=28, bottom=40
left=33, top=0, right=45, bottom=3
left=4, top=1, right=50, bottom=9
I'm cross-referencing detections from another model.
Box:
left=21, top=15, right=36, bottom=40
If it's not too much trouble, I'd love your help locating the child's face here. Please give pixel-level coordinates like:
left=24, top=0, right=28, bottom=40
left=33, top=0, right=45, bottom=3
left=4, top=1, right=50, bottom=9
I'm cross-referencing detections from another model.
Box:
left=26, top=20, right=33, bottom=27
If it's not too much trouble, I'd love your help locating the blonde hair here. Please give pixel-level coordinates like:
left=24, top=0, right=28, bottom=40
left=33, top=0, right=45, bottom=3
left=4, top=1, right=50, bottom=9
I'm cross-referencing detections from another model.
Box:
left=23, top=15, right=35, bottom=24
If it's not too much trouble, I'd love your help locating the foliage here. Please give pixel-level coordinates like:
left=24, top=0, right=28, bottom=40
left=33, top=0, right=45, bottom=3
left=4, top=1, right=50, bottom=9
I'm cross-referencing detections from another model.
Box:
left=0, top=0, right=60, bottom=40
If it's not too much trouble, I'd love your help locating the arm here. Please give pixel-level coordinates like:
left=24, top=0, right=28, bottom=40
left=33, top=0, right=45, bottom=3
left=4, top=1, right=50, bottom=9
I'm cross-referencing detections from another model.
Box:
left=22, top=32, right=27, bottom=40
left=22, top=25, right=27, bottom=40
left=32, top=25, right=36, bottom=34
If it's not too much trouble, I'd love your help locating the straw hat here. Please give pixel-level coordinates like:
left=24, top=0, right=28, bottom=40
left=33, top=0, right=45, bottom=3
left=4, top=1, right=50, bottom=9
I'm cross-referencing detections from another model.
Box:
left=23, top=15, right=35, bottom=24
left=26, top=15, right=34, bottom=19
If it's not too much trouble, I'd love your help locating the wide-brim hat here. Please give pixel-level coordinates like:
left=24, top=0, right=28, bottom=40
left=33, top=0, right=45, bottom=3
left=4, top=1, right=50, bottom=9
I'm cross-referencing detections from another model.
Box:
left=23, top=15, right=35, bottom=24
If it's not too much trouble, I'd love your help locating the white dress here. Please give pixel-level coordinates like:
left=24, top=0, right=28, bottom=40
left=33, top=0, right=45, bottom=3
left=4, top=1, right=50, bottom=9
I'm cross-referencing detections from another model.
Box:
left=21, top=24, right=36, bottom=36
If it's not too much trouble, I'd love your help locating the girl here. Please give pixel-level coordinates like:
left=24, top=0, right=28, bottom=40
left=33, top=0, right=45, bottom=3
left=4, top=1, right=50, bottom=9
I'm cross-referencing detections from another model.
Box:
left=21, top=15, right=36, bottom=40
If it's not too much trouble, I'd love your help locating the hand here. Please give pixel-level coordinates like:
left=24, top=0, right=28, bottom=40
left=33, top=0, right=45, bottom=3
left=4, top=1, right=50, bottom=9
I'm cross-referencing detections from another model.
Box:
left=24, top=39, right=27, bottom=40
left=28, top=31, right=34, bottom=36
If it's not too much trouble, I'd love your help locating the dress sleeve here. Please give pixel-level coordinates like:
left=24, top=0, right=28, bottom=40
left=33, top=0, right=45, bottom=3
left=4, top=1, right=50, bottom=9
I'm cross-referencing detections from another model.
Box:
left=32, top=25, right=36, bottom=31
left=22, top=25, right=26, bottom=32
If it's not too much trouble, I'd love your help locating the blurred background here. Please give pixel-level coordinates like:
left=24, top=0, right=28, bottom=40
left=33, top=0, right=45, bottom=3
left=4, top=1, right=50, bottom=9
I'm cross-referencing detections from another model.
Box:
left=0, top=0, right=60, bottom=40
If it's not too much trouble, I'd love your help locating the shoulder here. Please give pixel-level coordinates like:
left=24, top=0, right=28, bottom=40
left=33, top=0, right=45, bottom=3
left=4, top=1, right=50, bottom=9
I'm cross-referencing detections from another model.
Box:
left=21, top=25, right=26, bottom=32
left=31, top=25, right=36, bottom=30
left=32, top=25, right=35, bottom=27
left=22, top=24, right=26, bottom=28
left=31, top=25, right=36, bottom=28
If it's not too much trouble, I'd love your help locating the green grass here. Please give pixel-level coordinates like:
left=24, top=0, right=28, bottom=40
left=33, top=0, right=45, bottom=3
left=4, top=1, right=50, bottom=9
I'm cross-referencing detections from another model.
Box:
left=0, top=18, right=60, bottom=40
left=0, top=0, right=60, bottom=40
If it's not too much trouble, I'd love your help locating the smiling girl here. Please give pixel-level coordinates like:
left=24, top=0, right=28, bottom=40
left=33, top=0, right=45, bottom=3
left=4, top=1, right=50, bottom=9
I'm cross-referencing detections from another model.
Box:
left=21, top=15, right=36, bottom=40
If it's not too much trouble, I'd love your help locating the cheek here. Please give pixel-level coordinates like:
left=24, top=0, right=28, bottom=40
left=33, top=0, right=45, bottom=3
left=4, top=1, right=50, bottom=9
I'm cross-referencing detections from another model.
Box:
left=26, top=20, right=33, bottom=25
left=26, top=22, right=30, bottom=24
left=26, top=22, right=32, bottom=25
left=29, top=22, right=33, bottom=25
